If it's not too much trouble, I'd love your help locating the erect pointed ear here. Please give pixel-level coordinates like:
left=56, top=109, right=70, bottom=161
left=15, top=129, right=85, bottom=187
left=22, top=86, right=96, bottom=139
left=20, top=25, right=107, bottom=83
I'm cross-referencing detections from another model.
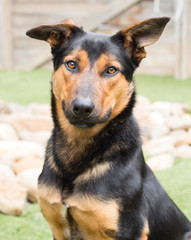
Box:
left=112, top=17, right=170, bottom=66
left=26, top=20, right=84, bottom=53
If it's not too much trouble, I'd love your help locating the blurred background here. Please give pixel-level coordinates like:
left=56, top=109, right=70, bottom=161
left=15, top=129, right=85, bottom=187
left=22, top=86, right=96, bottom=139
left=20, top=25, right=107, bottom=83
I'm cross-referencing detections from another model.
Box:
left=0, top=1, right=191, bottom=240
left=0, top=0, right=191, bottom=79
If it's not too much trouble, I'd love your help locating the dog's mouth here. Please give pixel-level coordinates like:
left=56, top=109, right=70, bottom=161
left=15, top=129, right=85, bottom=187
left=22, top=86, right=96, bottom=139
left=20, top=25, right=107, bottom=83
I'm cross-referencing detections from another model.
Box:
left=66, top=108, right=112, bottom=129
left=70, top=121, right=96, bottom=129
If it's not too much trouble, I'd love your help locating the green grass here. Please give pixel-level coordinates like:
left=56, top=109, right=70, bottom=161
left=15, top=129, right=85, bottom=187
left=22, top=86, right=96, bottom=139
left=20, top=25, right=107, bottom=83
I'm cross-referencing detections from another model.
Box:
left=155, top=158, right=191, bottom=219
left=0, top=70, right=191, bottom=105
left=0, top=70, right=51, bottom=105
left=0, top=204, right=52, bottom=240
left=135, top=74, right=191, bottom=105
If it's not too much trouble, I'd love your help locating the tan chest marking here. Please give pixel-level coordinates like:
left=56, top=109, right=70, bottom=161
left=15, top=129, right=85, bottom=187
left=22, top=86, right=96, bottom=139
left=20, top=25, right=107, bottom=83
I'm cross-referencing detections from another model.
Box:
left=38, top=184, right=70, bottom=240
left=66, top=195, right=119, bottom=240
left=141, top=220, right=149, bottom=240
left=74, top=162, right=110, bottom=185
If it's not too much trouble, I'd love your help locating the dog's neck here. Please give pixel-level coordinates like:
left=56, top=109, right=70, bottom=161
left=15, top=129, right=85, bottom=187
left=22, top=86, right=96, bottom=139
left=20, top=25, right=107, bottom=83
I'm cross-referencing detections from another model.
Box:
left=51, top=91, right=140, bottom=166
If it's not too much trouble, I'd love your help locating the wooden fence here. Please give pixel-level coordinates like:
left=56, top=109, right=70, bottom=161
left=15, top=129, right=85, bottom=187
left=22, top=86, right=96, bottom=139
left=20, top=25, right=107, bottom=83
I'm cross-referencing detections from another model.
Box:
left=0, top=0, right=191, bottom=78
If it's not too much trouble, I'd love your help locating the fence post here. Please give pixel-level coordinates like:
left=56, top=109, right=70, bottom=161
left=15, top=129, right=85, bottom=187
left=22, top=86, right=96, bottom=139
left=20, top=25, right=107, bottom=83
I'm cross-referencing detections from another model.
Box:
left=0, top=1, right=2, bottom=68
left=2, top=0, right=12, bottom=69
left=175, top=0, right=188, bottom=80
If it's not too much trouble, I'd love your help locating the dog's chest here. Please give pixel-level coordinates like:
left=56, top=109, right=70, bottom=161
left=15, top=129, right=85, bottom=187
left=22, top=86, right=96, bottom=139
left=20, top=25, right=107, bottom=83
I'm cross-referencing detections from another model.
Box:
left=65, top=195, right=119, bottom=240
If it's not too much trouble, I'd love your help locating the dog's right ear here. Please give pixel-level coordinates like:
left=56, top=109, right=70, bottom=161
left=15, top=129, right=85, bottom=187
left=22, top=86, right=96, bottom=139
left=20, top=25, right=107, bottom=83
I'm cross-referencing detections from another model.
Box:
left=26, top=21, right=84, bottom=52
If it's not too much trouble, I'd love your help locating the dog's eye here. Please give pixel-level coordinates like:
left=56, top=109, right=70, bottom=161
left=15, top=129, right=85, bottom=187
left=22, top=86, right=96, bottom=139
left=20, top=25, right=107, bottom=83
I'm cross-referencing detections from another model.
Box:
left=66, top=60, right=76, bottom=70
left=106, top=66, right=118, bottom=75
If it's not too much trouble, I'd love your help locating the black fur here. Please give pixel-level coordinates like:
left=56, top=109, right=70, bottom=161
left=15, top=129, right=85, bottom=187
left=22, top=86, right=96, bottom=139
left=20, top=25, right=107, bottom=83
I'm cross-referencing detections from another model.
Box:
left=38, top=26, right=191, bottom=240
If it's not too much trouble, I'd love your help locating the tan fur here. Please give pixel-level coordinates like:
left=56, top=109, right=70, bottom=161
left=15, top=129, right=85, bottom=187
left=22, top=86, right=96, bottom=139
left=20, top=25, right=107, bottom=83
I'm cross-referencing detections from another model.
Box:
left=52, top=49, right=109, bottom=144
left=95, top=53, right=129, bottom=120
left=38, top=184, right=70, bottom=240
left=74, top=162, right=110, bottom=184
left=38, top=184, right=62, bottom=204
left=52, top=50, right=134, bottom=144
left=45, top=146, right=61, bottom=174
left=141, top=220, right=149, bottom=240
left=47, top=31, right=60, bottom=49
left=47, top=155, right=60, bottom=174
left=59, top=19, right=76, bottom=25
left=134, top=47, right=147, bottom=63
left=120, top=31, right=147, bottom=64
left=66, top=194, right=119, bottom=240
left=38, top=185, right=119, bottom=240
left=47, top=23, right=77, bottom=48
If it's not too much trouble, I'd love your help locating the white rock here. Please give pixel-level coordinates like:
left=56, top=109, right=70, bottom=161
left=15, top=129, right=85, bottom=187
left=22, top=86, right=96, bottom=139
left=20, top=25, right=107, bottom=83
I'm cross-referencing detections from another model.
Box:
left=183, top=134, right=191, bottom=145
left=151, top=101, right=171, bottom=119
left=19, top=131, right=50, bottom=146
left=0, top=175, right=27, bottom=216
left=170, top=129, right=190, bottom=146
left=136, top=95, right=151, bottom=106
left=182, top=104, right=190, bottom=113
left=134, top=95, right=151, bottom=121
left=147, top=154, right=174, bottom=171
left=0, top=100, right=10, bottom=114
left=136, top=119, right=150, bottom=139
left=28, top=103, right=51, bottom=116
left=0, top=123, right=19, bottom=141
left=147, top=111, right=169, bottom=139
left=0, top=140, right=44, bottom=160
left=144, top=137, right=175, bottom=157
left=7, top=102, right=29, bottom=114
left=170, top=103, right=188, bottom=117
left=0, top=112, right=53, bottom=132
left=167, top=114, right=191, bottom=130
left=0, top=164, right=15, bottom=179
left=12, top=156, right=44, bottom=175
left=17, top=168, right=42, bottom=203
left=0, top=156, right=16, bottom=166
left=143, top=136, right=175, bottom=152
left=175, top=144, right=191, bottom=158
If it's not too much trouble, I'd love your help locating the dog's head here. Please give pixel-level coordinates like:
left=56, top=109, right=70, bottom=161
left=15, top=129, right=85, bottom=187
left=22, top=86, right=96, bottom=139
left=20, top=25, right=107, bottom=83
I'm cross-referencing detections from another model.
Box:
left=26, top=18, right=169, bottom=136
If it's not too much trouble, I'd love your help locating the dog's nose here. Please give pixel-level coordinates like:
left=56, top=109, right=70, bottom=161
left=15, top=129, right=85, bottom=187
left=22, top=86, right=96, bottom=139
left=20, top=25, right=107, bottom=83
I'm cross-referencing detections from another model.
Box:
left=72, top=98, right=94, bottom=118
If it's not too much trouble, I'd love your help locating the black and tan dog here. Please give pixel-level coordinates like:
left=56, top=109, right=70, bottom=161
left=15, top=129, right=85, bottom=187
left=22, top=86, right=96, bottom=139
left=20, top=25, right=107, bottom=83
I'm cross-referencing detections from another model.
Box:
left=26, top=17, right=191, bottom=240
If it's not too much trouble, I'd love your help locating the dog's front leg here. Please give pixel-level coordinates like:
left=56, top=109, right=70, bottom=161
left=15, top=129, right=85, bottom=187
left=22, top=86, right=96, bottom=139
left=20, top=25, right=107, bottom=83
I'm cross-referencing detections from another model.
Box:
left=38, top=184, right=71, bottom=240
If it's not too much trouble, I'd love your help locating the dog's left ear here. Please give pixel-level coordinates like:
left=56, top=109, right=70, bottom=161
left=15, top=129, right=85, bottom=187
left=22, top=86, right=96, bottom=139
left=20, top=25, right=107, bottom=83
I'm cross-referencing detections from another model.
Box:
left=26, top=20, right=84, bottom=52
left=112, top=17, right=170, bottom=66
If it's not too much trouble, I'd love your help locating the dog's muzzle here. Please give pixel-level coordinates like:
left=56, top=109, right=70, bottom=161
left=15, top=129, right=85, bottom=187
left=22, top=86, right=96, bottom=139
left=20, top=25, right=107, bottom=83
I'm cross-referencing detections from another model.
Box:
left=63, top=98, right=112, bottom=129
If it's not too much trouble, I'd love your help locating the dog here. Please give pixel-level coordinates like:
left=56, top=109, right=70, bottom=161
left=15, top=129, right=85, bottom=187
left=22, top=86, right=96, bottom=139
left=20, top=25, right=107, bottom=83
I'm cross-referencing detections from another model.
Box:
left=26, top=17, right=191, bottom=240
